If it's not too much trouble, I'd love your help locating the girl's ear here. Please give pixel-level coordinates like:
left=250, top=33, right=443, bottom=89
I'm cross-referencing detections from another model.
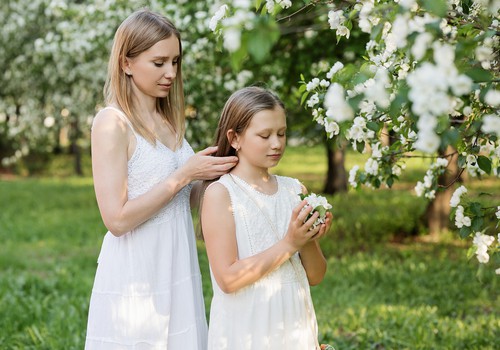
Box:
left=227, top=129, right=240, bottom=150
left=122, top=57, right=133, bottom=76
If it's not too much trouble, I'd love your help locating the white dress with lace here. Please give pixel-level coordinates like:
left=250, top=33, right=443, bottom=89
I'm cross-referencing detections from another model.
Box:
left=207, top=174, right=318, bottom=350
left=85, top=107, right=208, bottom=350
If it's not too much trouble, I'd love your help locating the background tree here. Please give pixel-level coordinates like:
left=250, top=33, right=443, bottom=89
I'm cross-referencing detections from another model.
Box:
left=209, top=0, right=500, bottom=271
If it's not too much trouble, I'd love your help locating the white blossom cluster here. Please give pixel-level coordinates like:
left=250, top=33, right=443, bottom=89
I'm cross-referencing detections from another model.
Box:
left=300, top=193, right=332, bottom=228
left=472, top=232, right=496, bottom=264
left=454, top=205, right=471, bottom=229
left=328, top=10, right=350, bottom=39
left=450, top=185, right=467, bottom=208
left=414, top=158, right=449, bottom=199
left=208, top=1, right=255, bottom=52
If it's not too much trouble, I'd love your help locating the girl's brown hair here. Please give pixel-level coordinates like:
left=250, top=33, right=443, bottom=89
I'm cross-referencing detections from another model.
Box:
left=104, top=9, right=185, bottom=148
left=196, top=86, right=285, bottom=237
left=212, top=86, right=285, bottom=158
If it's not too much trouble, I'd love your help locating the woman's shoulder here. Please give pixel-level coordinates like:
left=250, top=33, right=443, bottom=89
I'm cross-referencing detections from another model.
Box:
left=92, top=106, right=133, bottom=137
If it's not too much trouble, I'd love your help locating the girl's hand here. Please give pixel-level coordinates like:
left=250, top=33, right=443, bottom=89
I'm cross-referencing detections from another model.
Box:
left=181, top=146, right=238, bottom=181
left=283, top=200, right=322, bottom=251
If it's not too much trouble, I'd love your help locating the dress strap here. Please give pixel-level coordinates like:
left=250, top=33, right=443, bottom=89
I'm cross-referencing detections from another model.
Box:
left=102, top=106, right=135, bottom=133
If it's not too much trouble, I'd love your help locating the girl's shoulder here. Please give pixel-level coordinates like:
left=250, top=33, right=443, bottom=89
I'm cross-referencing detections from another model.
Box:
left=275, top=175, right=306, bottom=195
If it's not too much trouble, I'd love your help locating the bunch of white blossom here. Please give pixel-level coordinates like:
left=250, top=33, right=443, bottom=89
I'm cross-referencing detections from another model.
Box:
left=472, top=232, right=495, bottom=263
left=299, top=193, right=332, bottom=228
left=414, top=158, right=449, bottom=199
left=450, top=185, right=467, bottom=207
left=454, top=205, right=471, bottom=228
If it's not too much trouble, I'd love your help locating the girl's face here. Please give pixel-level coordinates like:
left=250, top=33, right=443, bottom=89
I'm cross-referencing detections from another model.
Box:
left=235, top=106, right=287, bottom=170
left=124, top=35, right=180, bottom=99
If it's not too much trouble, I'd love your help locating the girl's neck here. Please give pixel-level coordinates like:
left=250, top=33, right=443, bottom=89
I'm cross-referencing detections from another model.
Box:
left=230, top=163, right=275, bottom=191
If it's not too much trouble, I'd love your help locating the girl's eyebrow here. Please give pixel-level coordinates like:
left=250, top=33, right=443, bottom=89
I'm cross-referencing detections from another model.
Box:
left=151, top=55, right=180, bottom=60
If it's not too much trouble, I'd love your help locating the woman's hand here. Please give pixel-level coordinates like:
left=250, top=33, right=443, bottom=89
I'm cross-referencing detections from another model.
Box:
left=283, top=200, right=323, bottom=251
left=181, top=146, right=238, bottom=182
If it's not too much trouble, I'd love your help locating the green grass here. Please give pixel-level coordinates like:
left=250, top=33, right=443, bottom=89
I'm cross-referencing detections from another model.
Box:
left=0, top=146, right=498, bottom=349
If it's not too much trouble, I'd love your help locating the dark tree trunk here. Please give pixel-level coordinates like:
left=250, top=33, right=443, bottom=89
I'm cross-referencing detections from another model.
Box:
left=70, top=119, right=83, bottom=176
left=425, top=145, right=460, bottom=236
left=323, top=141, right=347, bottom=195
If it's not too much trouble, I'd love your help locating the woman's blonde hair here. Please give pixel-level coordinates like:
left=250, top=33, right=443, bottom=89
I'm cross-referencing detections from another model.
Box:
left=104, top=9, right=185, bottom=147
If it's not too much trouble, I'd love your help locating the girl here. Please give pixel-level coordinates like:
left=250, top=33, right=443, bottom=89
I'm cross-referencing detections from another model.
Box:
left=85, top=9, right=237, bottom=349
left=201, top=86, right=331, bottom=349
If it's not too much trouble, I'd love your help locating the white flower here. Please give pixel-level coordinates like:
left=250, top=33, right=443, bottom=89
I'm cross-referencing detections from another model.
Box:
left=324, top=83, right=354, bottom=122
left=300, top=193, right=332, bottom=228
left=325, top=120, right=340, bottom=137
left=365, top=158, right=379, bottom=175
left=496, top=206, right=500, bottom=219
left=328, top=10, right=345, bottom=30
left=481, top=114, right=500, bottom=137
left=223, top=28, right=241, bottom=52
left=209, top=5, right=228, bottom=31
left=415, top=181, right=425, bottom=197
left=307, top=93, right=320, bottom=108
left=306, top=78, right=320, bottom=92
left=326, top=62, right=344, bottom=79
left=484, top=89, right=500, bottom=107
left=472, top=232, right=495, bottom=263
left=336, top=25, right=350, bottom=39
left=414, top=130, right=440, bottom=153
left=450, top=74, right=473, bottom=96
left=349, top=165, right=359, bottom=188
left=450, top=185, right=467, bottom=207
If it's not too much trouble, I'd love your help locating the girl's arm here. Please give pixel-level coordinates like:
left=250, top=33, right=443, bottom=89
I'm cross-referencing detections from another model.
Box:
left=298, top=185, right=330, bottom=286
left=201, top=183, right=321, bottom=294
left=92, top=110, right=237, bottom=237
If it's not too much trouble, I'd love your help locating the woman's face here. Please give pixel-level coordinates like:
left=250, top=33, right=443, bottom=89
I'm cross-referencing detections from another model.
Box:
left=125, top=35, right=180, bottom=99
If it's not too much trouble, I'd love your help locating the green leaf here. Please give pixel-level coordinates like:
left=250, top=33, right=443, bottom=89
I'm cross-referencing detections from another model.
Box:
left=370, top=23, right=383, bottom=41
left=469, top=202, right=483, bottom=216
left=366, top=121, right=381, bottom=132
left=477, top=155, right=492, bottom=174
left=459, top=226, right=472, bottom=239
left=355, top=141, right=365, bottom=153
left=458, top=154, right=467, bottom=168
left=471, top=217, right=484, bottom=232
left=247, top=19, right=280, bottom=63
left=465, top=68, right=493, bottom=82
left=466, top=245, right=477, bottom=260
left=421, top=0, right=448, bottom=17
left=300, top=91, right=310, bottom=106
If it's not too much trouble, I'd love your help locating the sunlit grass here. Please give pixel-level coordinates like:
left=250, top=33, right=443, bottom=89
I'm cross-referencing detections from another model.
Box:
left=0, top=146, right=498, bottom=349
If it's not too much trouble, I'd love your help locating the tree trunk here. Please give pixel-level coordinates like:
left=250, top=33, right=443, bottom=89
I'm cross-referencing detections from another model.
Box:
left=425, top=145, right=460, bottom=236
left=70, top=119, right=83, bottom=176
left=323, top=141, right=347, bottom=195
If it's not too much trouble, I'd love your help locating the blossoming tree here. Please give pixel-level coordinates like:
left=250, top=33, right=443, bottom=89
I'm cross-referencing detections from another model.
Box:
left=209, top=0, right=500, bottom=273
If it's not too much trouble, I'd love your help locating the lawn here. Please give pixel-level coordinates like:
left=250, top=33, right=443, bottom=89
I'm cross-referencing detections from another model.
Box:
left=0, top=146, right=498, bottom=349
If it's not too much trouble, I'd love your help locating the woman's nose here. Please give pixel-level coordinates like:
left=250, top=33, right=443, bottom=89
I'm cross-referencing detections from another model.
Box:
left=164, top=63, right=176, bottom=79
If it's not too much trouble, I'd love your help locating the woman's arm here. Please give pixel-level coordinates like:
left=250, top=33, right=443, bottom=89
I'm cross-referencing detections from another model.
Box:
left=92, top=110, right=238, bottom=237
left=201, top=183, right=321, bottom=294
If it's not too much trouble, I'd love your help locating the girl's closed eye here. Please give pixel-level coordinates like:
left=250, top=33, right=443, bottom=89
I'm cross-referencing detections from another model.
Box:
left=259, top=134, right=270, bottom=139
left=154, top=61, right=164, bottom=67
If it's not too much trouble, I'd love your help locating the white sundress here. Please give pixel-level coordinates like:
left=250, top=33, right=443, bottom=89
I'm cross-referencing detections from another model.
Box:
left=207, top=174, right=319, bottom=350
left=85, top=107, right=208, bottom=349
